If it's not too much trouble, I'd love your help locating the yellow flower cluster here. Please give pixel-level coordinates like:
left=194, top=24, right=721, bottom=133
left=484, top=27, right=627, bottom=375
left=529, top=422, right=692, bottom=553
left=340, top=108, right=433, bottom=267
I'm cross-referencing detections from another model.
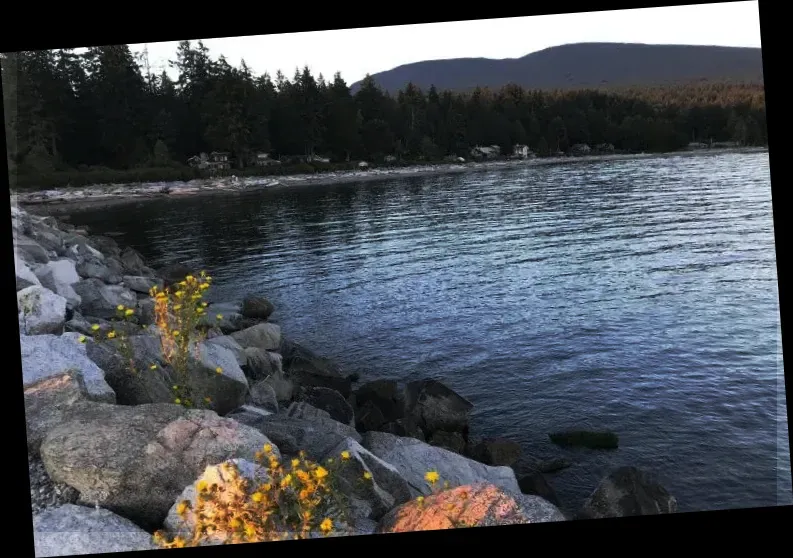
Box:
left=149, top=272, right=215, bottom=409
left=154, top=445, right=355, bottom=547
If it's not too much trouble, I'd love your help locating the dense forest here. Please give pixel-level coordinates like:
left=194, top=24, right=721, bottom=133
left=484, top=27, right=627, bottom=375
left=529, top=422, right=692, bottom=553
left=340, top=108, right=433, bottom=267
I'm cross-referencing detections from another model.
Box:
left=2, top=41, right=768, bottom=189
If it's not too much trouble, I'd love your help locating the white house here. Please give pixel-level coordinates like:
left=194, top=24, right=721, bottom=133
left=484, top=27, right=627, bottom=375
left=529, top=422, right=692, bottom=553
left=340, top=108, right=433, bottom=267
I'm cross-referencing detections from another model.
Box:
left=512, top=144, right=532, bottom=159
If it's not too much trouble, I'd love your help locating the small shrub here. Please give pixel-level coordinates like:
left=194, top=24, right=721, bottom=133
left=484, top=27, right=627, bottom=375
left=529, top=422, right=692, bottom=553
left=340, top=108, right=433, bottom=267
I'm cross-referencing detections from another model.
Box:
left=150, top=272, right=216, bottom=408
left=83, top=271, right=221, bottom=410
left=153, top=446, right=357, bottom=546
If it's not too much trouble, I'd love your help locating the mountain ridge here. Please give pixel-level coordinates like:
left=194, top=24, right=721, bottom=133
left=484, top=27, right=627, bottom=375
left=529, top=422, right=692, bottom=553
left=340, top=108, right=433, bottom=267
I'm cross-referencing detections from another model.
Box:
left=350, top=42, right=764, bottom=94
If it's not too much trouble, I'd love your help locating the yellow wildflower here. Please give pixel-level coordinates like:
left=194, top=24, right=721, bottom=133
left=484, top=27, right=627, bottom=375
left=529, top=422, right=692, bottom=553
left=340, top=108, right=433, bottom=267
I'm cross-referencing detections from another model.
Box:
left=230, top=518, right=241, bottom=529
left=174, top=398, right=181, bottom=405
left=202, top=301, right=208, bottom=307
left=363, top=471, right=372, bottom=480
left=173, top=304, right=182, bottom=311
left=117, top=304, right=125, bottom=311
left=150, top=364, right=158, bottom=370
left=320, top=518, right=333, bottom=534
left=314, top=466, right=328, bottom=479
left=216, top=314, right=223, bottom=320
left=341, top=450, right=351, bottom=461
left=251, top=492, right=264, bottom=503
left=78, top=335, right=87, bottom=343
left=196, top=480, right=208, bottom=492
left=91, top=324, right=100, bottom=331
left=175, top=291, right=184, bottom=298
left=425, top=471, right=440, bottom=485
left=281, top=474, right=293, bottom=487
left=291, top=458, right=300, bottom=468
left=172, top=537, right=186, bottom=548
left=185, top=275, right=194, bottom=281
left=173, top=330, right=180, bottom=337
left=215, top=367, right=222, bottom=374
left=244, top=524, right=256, bottom=538
left=176, top=501, right=189, bottom=516
left=107, top=331, right=116, bottom=339
left=124, top=308, right=134, bottom=316
left=263, top=444, right=273, bottom=453
left=417, top=496, right=425, bottom=505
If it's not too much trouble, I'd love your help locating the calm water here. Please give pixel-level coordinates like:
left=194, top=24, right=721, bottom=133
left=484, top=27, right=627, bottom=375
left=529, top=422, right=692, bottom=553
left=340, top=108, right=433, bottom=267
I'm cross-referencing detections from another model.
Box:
left=68, top=151, right=791, bottom=513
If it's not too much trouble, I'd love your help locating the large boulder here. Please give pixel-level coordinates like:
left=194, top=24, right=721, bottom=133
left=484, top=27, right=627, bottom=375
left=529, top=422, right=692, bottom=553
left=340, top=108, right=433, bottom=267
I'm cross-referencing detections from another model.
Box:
left=21, top=333, right=116, bottom=404
left=85, top=335, right=174, bottom=406
left=122, top=275, right=163, bottom=294
left=200, top=302, right=244, bottom=333
left=322, top=438, right=412, bottom=520
left=377, top=483, right=566, bottom=533
left=15, top=253, right=41, bottom=291
left=468, top=438, right=522, bottom=467
left=76, top=256, right=124, bottom=284
left=241, top=346, right=279, bottom=381
left=204, top=335, right=247, bottom=368
left=230, top=323, right=282, bottom=352
left=517, top=472, right=562, bottom=508
left=25, top=371, right=94, bottom=456
left=17, top=285, right=67, bottom=335
left=33, top=504, right=157, bottom=557
left=15, top=236, right=50, bottom=264
left=40, top=402, right=276, bottom=529
left=404, top=379, right=473, bottom=436
left=280, top=340, right=352, bottom=397
left=189, top=341, right=249, bottom=415
left=354, top=379, right=405, bottom=424
left=579, top=466, right=677, bottom=519
left=120, top=247, right=151, bottom=276
left=241, top=295, right=275, bottom=320
left=89, top=235, right=122, bottom=258
left=361, top=432, right=520, bottom=498
left=34, top=259, right=82, bottom=308
left=229, top=403, right=362, bottom=462
left=296, top=386, right=355, bottom=427
left=247, top=381, right=279, bottom=413
left=72, top=278, right=137, bottom=319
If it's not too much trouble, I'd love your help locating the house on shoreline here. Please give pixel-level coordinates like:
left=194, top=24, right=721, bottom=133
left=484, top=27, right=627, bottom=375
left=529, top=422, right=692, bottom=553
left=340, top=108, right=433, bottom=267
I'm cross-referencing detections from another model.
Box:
left=251, top=152, right=281, bottom=167
left=470, top=145, right=501, bottom=160
left=512, top=144, right=536, bottom=159
left=187, top=152, right=232, bottom=171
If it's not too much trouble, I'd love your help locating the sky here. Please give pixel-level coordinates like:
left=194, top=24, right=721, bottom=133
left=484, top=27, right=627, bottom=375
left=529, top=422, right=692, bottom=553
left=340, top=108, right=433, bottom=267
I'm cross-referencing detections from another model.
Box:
left=129, top=2, right=761, bottom=85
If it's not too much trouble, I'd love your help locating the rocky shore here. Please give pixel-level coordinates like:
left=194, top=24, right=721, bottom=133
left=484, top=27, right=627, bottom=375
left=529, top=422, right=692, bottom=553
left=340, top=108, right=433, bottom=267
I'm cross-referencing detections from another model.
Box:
left=14, top=203, right=678, bottom=555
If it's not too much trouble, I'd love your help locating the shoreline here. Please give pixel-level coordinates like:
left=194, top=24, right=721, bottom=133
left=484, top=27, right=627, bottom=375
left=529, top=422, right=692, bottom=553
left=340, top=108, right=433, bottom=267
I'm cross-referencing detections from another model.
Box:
left=13, top=147, right=766, bottom=214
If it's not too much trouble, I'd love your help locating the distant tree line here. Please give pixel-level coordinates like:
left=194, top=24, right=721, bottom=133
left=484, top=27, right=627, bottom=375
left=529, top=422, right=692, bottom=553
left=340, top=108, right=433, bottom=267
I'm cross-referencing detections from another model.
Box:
left=2, top=41, right=768, bottom=187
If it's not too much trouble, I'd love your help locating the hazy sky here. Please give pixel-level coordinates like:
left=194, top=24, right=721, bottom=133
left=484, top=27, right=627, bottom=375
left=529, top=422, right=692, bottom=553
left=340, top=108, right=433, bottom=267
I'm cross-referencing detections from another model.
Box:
left=129, top=2, right=762, bottom=85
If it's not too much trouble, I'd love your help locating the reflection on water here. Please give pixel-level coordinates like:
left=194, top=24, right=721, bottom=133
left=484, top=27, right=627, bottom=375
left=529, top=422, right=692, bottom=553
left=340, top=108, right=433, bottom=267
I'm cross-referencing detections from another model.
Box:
left=69, top=151, right=791, bottom=513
